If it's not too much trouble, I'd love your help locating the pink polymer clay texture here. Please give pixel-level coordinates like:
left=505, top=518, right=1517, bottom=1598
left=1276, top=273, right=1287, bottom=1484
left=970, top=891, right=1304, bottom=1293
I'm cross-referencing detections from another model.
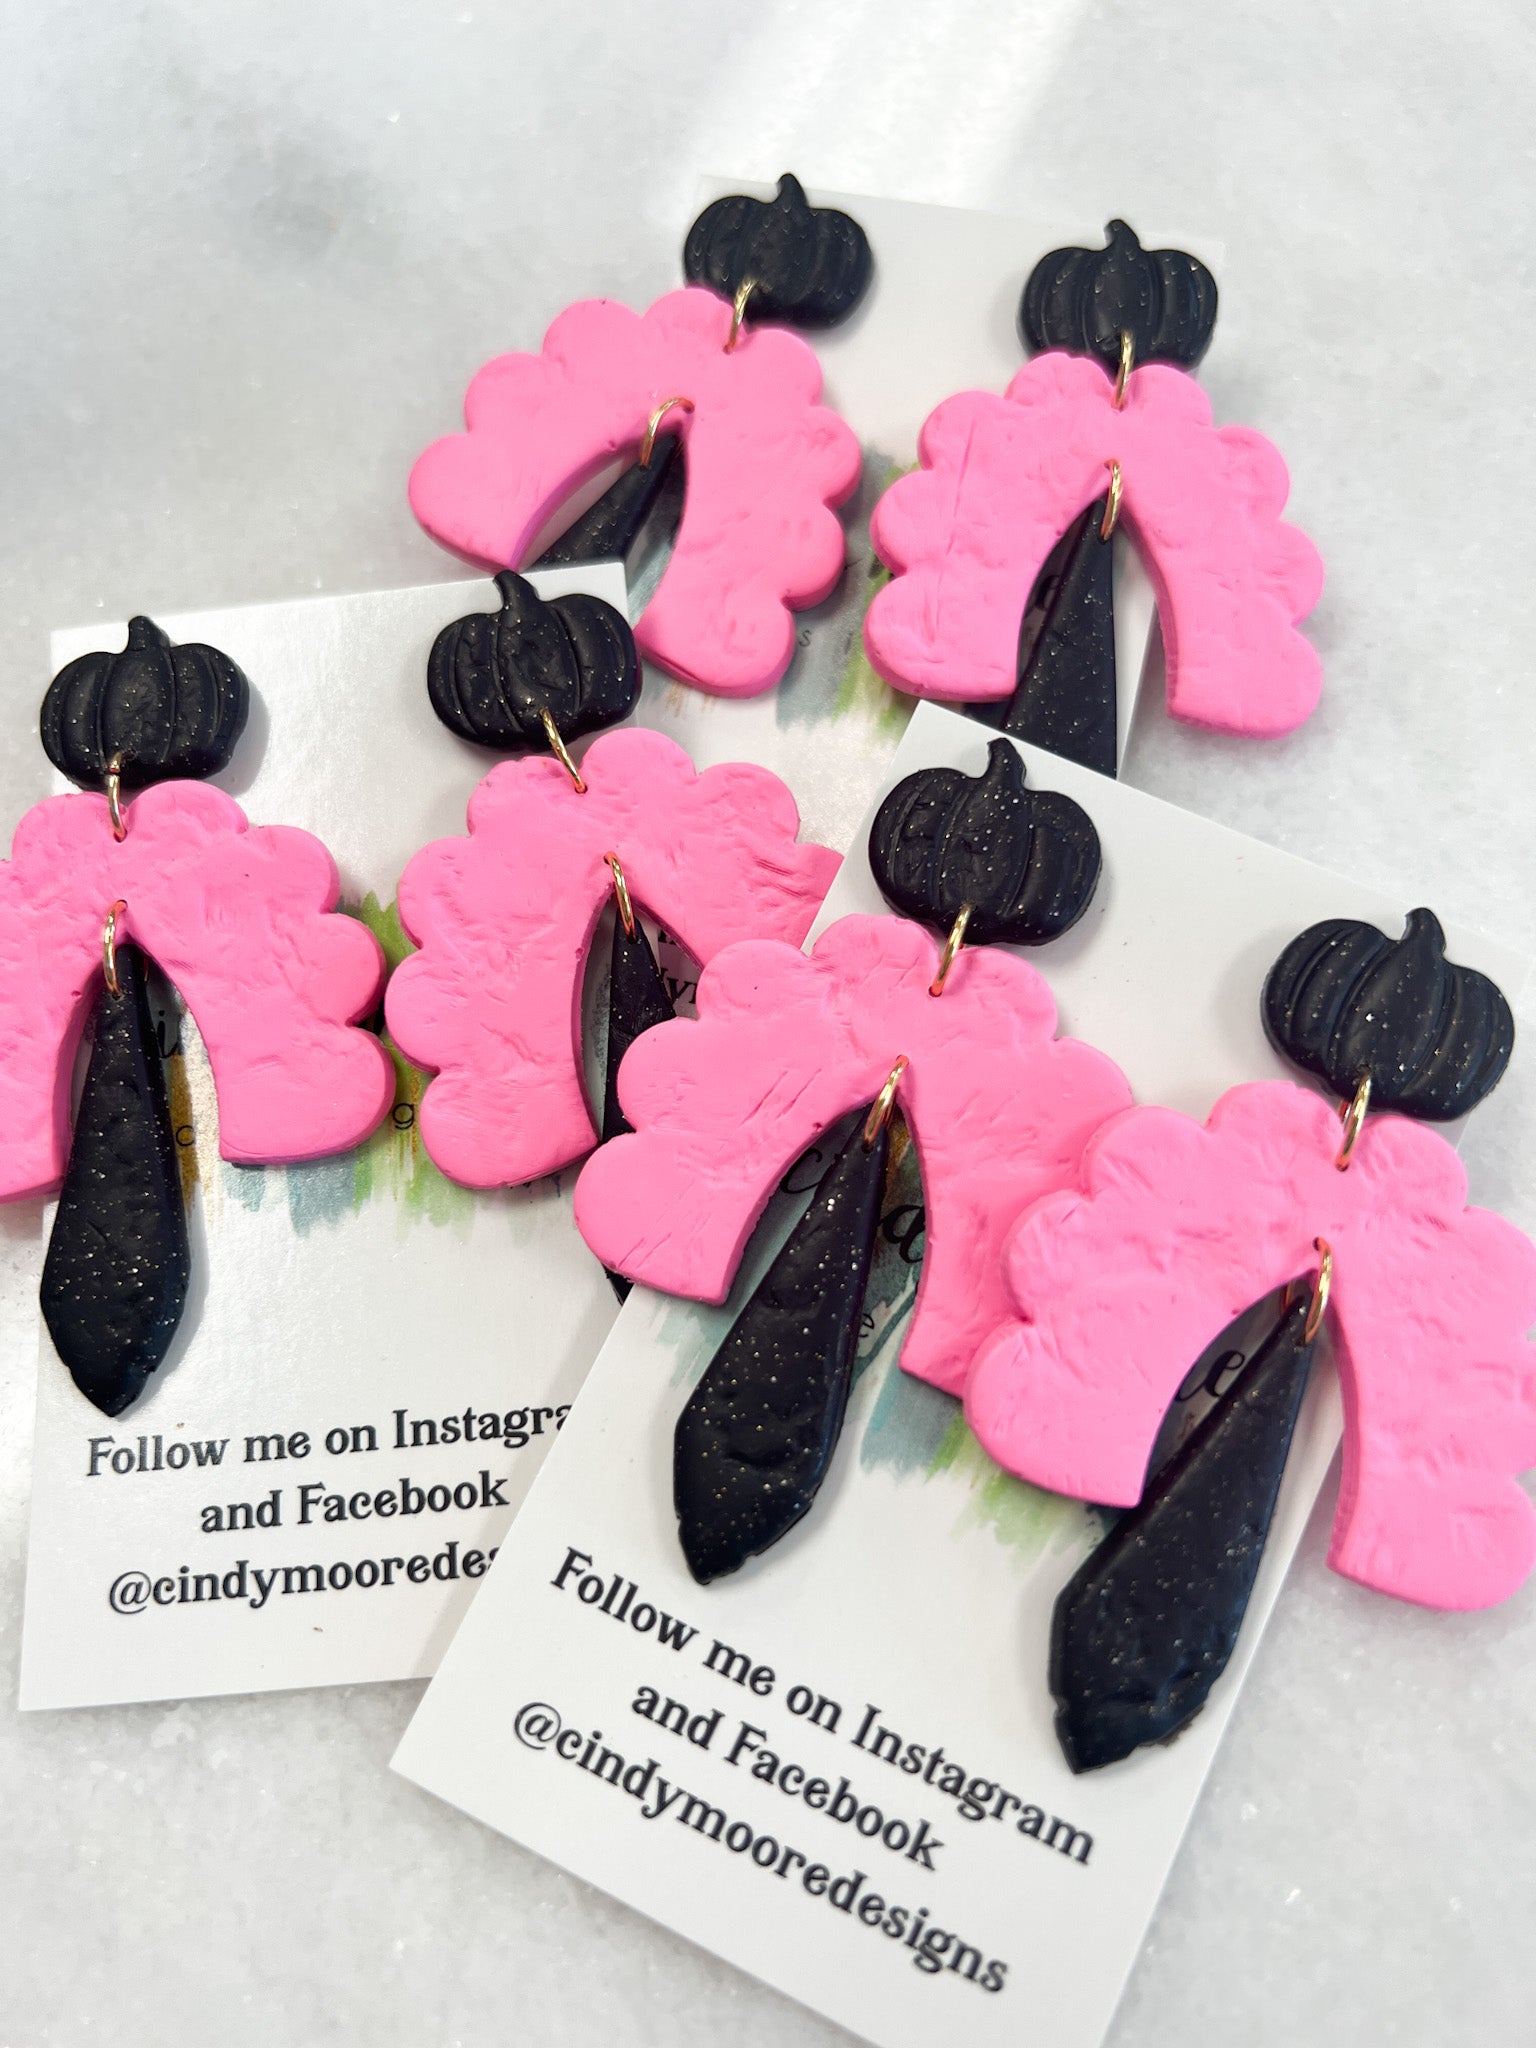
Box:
left=385, top=727, right=840, bottom=1190
left=865, top=352, right=1324, bottom=736
left=409, top=287, right=862, bottom=698
left=0, top=783, right=392, bottom=1202
left=574, top=912, right=1132, bottom=1398
left=966, top=1080, right=1536, bottom=1611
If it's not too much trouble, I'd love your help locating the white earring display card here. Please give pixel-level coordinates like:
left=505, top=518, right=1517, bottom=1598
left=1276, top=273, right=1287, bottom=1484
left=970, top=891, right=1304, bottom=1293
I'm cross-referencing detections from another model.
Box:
left=393, top=702, right=1528, bottom=2048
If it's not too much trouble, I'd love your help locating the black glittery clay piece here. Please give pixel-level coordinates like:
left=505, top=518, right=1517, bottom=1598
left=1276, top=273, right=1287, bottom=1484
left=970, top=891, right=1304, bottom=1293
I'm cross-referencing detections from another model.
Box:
left=40, top=944, right=191, bottom=1417
left=600, top=915, right=677, bottom=1304
left=427, top=571, right=639, bottom=751
left=1262, top=907, right=1515, bottom=1120
left=532, top=433, right=685, bottom=573
left=683, top=173, right=874, bottom=330
left=1049, top=1296, right=1315, bottom=1775
left=673, top=1110, right=889, bottom=1584
left=1002, top=494, right=1118, bottom=777
left=41, top=615, right=250, bottom=790
left=1019, top=219, right=1218, bottom=375
left=868, top=737, right=1102, bottom=945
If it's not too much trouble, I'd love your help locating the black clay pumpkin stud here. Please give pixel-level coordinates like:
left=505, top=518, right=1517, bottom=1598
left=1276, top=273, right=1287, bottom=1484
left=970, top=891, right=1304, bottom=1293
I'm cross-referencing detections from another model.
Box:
left=1048, top=908, right=1517, bottom=1773
left=684, top=172, right=874, bottom=331
left=41, top=614, right=250, bottom=790
left=868, top=737, right=1102, bottom=951
left=668, top=742, right=1104, bottom=1583
left=1262, top=908, right=1514, bottom=1121
left=1018, top=219, right=1218, bottom=377
left=428, top=572, right=639, bottom=751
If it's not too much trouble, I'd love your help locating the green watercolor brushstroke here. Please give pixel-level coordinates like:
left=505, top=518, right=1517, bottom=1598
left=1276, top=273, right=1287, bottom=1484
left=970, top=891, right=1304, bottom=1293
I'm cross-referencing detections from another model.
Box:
left=285, top=1154, right=356, bottom=1235
left=223, top=1161, right=267, bottom=1212
left=928, top=1410, right=1078, bottom=1557
left=830, top=553, right=910, bottom=742
left=859, top=1340, right=953, bottom=1476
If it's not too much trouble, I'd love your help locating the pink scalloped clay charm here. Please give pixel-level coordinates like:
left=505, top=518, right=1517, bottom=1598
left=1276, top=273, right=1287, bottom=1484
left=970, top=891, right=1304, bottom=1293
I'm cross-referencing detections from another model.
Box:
left=385, top=727, right=840, bottom=1190
left=574, top=912, right=1132, bottom=1396
left=0, top=783, right=392, bottom=1202
left=409, top=288, right=862, bottom=698
left=864, top=352, right=1324, bottom=735
left=967, top=1080, right=1536, bottom=1611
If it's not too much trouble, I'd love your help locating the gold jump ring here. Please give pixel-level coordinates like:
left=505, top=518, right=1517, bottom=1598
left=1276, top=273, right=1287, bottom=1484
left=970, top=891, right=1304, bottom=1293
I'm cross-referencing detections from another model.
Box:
left=862, top=1056, right=910, bottom=1152
left=1303, top=1237, right=1333, bottom=1345
left=105, top=753, right=127, bottom=841
left=1114, top=329, right=1134, bottom=409
left=928, top=904, right=973, bottom=997
left=102, top=899, right=128, bottom=997
left=1100, top=460, right=1123, bottom=541
left=639, top=395, right=695, bottom=467
left=1335, top=1076, right=1371, bottom=1170
left=604, top=851, right=637, bottom=941
left=539, top=708, right=587, bottom=793
left=726, top=277, right=756, bottom=352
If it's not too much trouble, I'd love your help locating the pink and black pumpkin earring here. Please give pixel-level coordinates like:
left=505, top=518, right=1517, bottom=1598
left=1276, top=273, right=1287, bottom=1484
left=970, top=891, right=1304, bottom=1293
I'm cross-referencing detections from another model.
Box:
left=964, top=910, right=1527, bottom=1772
left=864, top=221, right=1324, bottom=766
left=0, top=619, right=392, bottom=1414
left=384, top=579, right=839, bottom=1221
left=408, top=175, right=870, bottom=697
left=574, top=740, right=1133, bottom=1580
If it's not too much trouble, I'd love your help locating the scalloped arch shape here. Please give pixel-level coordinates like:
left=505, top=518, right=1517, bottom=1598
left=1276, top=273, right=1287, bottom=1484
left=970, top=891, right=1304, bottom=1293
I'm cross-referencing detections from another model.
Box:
left=384, top=727, right=840, bottom=1189
left=409, top=288, right=862, bottom=698
left=966, top=1081, right=1536, bottom=1611
left=0, top=783, right=392, bottom=1201
left=865, top=352, right=1323, bottom=736
left=573, top=912, right=1132, bottom=1397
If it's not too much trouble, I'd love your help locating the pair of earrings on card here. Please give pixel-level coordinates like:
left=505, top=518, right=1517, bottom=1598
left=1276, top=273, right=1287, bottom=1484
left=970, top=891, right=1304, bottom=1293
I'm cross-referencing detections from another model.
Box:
left=414, top=181, right=1322, bottom=754
left=572, top=745, right=1525, bottom=1776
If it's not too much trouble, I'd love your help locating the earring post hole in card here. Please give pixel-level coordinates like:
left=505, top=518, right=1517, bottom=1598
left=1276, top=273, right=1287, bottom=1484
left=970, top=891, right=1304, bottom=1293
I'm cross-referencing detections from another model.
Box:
left=16, top=191, right=1166, bottom=1712
left=392, top=703, right=1529, bottom=2048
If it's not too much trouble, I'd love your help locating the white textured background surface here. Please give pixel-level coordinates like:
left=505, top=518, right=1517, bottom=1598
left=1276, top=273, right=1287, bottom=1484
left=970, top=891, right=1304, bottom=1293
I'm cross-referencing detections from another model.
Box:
left=1, top=3, right=1533, bottom=2044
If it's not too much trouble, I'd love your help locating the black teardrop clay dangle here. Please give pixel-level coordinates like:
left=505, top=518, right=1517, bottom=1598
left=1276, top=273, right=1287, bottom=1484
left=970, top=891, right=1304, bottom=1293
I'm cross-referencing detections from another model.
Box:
left=40, top=943, right=190, bottom=1417
left=995, top=221, right=1218, bottom=777
left=531, top=434, right=686, bottom=578
left=1001, top=493, right=1117, bottom=776
left=1050, top=1295, right=1315, bottom=1773
left=674, top=1109, right=890, bottom=1584
left=600, top=915, right=678, bottom=1303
